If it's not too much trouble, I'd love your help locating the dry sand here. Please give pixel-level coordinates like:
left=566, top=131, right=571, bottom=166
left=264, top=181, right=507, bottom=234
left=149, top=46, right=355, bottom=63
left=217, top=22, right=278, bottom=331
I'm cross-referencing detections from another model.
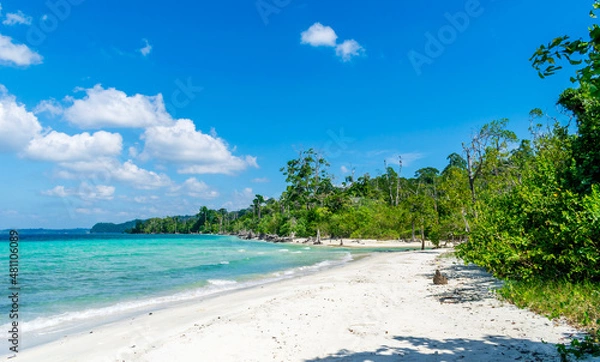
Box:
left=12, top=249, right=588, bottom=362
left=291, top=238, right=436, bottom=249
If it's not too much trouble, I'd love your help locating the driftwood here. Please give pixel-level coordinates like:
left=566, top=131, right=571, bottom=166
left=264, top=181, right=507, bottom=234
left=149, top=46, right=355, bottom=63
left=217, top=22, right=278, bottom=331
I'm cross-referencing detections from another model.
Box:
left=433, top=270, right=448, bottom=285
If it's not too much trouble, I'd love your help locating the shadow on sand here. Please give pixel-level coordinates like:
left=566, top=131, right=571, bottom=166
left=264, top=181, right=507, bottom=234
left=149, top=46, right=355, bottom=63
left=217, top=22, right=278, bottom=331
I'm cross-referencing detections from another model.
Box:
left=306, top=258, right=568, bottom=361
left=304, top=334, right=562, bottom=361
left=426, top=262, right=504, bottom=304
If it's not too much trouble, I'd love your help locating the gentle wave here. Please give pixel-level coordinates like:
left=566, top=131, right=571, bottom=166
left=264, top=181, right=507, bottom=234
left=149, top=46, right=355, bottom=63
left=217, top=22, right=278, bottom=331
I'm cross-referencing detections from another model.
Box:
left=3, top=280, right=243, bottom=333
left=207, top=279, right=237, bottom=286
left=272, top=252, right=353, bottom=276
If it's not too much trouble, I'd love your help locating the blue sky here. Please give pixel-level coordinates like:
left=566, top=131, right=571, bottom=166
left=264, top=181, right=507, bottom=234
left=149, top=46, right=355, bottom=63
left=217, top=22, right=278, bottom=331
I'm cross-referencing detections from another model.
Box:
left=0, top=0, right=594, bottom=229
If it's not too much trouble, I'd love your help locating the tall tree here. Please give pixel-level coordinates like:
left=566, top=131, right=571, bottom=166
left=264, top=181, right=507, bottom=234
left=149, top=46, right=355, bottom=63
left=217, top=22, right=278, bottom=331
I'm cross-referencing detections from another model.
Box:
left=280, top=148, right=332, bottom=211
left=463, top=119, right=517, bottom=211
left=253, top=194, right=266, bottom=220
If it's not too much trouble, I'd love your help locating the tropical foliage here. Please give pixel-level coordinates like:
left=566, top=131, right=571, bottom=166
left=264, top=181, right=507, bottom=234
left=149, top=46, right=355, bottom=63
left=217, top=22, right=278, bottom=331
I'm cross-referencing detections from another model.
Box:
left=129, top=147, right=476, bottom=248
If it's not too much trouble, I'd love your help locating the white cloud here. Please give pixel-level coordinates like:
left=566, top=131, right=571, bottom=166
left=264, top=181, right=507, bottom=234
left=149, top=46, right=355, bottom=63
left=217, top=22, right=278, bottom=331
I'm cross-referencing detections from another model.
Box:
left=133, top=195, right=159, bottom=204
left=3, top=10, right=32, bottom=26
left=300, top=23, right=365, bottom=62
left=336, top=39, right=365, bottom=62
left=251, top=177, right=270, bottom=183
left=42, top=185, right=68, bottom=198
left=42, top=183, right=116, bottom=201
left=141, top=119, right=258, bottom=175
left=0, top=34, right=42, bottom=66
left=179, top=156, right=258, bottom=175
left=340, top=165, right=349, bottom=174
left=384, top=152, right=425, bottom=168
left=34, top=99, right=64, bottom=116
left=80, top=184, right=116, bottom=201
left=115, top=160, right=172, bottom=189
left=128, top=146, right=138, bottom=158
left=301, top=23, right=338, bottom=47
left=56, top=158, right=172, bottom=190
left=63, top=84, right=172, bottom=128
left=170, top=178, right=219, bottom=199
left=139, top=38, right=152, bottom=56
left=52, top=158, right=116, bottom=174
left=52, top=170, right=78, bottom=180
left=0, top=4, right=3, bottom=17
left=75, top=208, right=107, bottom=215
left=0, top=85, right=43, bottom=152
left=222, top=188, right=254, bottom=211
left=25, top=131, right=123, bottom=162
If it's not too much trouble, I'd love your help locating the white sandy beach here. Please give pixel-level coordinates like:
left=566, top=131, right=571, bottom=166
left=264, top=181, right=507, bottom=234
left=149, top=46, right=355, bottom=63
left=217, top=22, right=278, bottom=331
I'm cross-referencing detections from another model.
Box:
left=292, top=238, right=436, bottom=249
left=11, top=249, right=585, bottom=362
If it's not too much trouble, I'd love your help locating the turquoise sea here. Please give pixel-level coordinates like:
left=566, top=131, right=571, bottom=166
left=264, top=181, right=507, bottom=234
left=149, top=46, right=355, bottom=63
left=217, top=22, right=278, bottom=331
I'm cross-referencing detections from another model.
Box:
left=0, top=233, right=410, bottom=351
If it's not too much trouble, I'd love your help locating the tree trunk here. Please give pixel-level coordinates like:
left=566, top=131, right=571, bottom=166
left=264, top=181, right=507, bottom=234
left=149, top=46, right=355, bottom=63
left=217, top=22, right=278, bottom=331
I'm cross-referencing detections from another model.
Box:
left=466, top=150, right=477, bottom=203
left=468, top=177, right=476, bottom=204
left=386, top=161, right=394, bottom=206
left=461, top=207, right=470, bottom=233
left=396, top=156, right=403, bottom=207
left=315, top=228, right=322, bottom=245
left=395, top=179, right=400, bottom=207
left=433, top=182, right=440, bottom=225
left=420, top=224, right=425, bottom=250
left=467, top=176, right=478, bottom=219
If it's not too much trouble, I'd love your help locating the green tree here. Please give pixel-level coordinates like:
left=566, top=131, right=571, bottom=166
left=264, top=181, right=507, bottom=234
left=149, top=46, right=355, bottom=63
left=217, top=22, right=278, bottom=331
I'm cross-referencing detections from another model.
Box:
left=463, top=119, right=517, bottom=211
left=253, top=194, right=266, bottom=220
left=439, top=158, right=471, bottom=240
left=530, top=1, right=600, bottom=96
left=558, top=87, right=600, bottom=193
left=281, top=148, right=332, bottom=211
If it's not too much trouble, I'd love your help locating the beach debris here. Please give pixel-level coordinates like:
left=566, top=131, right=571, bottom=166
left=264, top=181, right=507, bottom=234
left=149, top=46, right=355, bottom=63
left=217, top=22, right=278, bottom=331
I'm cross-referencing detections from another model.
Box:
left=433, top=270, right=448, bottom=285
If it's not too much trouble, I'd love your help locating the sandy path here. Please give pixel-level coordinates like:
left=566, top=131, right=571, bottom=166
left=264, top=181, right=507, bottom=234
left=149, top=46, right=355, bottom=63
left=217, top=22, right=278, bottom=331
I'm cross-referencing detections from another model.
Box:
left=12, top=250, right=583, bottom=362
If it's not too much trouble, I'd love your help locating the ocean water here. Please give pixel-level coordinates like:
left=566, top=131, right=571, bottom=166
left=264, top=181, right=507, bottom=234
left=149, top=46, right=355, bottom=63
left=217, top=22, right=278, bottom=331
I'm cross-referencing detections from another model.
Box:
left=0, top=233, right=404, bottom=350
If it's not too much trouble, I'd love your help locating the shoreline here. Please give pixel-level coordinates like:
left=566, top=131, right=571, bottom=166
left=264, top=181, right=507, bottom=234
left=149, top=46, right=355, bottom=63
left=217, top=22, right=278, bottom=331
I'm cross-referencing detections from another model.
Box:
left=4, top=242, right=360, bottom=352
left=233, top=230, right=439, bottom=249
left=234, top=232, right=439, bottom=249
left=4, top=234, right=405, bottom=350
left=10, top=249, right=582, bottom=361
left=289, top=237, right=437, bottom=249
